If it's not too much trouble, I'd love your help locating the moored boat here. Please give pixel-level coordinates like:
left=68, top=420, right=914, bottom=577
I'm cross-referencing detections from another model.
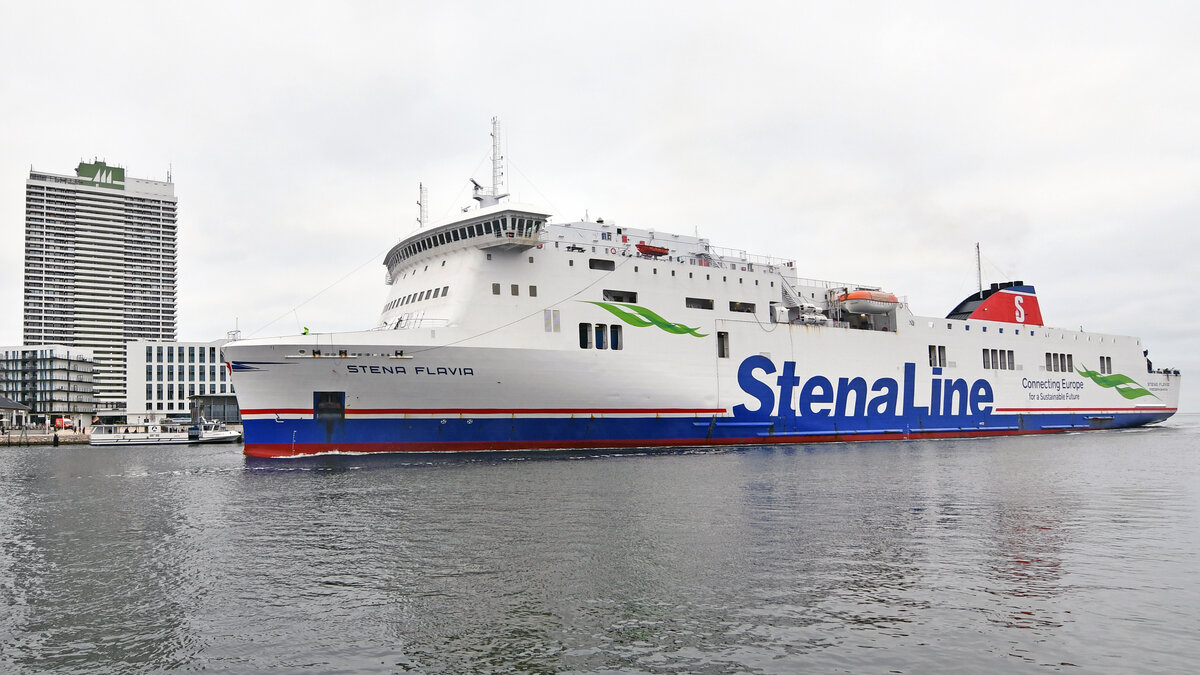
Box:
left=90, top=419, right=242, bottom=446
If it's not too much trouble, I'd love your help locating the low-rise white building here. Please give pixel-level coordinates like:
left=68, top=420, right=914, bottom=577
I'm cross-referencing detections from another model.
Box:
left=124, top=339, right=233, bottom=422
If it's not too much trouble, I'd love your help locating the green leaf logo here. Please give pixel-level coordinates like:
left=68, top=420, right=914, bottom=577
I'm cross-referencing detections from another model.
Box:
left=584, top=301, right=708, bottom=337
left=1076, top=367, right=1156, bottom=400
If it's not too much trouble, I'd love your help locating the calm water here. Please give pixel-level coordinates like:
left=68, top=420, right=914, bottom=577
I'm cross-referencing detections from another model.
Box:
left=1, top=417, right=1197, bottom=673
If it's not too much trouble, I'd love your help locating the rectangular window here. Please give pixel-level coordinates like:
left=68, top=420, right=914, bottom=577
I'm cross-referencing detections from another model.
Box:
left=603, top=289, right=637, bottom=303
left=729, top=301, right=756, bottom=314
left=189, top=347, right=195, bottom=362
left=157, top=384, right=163, bottom=400
left=982, top=349, right=991, bottom=369
left=610, top=325, right=622, bottom=350
left=442, top=286, right=449, bottom=297
left=157, top=346, right=163, bottom=362
left=432, top=288, right=441, bottom=298
left=594, top=324, right=607, bottom=349
left=146, top=384, right=152, bottom=401
left=717, top=331, right=730, bottom=358
left=146, top=364, right=153, bottom=381
left=168, top=367, right=174, bottom=381
left=686, top=297, right=714, bottom=310
left=529, top=285, right=537, bottom=297
left=146, top=346, right=152, bottom=361
left=1046, top=353, right=1054, bottom=371
left=589, top=258, right=616, bottom=271
left=929, top=345, right=947, bottom=368
left=199, top=348, right=206, bottom=364
left=492, top=283, right=501, bottom=295
left=511, top=284, right=519, bottom=296
left=1066, top=354, right=1073, bottom=372
left=168, top=348, right=173, bottom=363
left=579, top=322, right=593, bottom=349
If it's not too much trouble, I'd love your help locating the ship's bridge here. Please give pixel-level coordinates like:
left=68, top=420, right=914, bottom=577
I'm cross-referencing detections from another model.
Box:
left=383, top=203, right=552, bottom=283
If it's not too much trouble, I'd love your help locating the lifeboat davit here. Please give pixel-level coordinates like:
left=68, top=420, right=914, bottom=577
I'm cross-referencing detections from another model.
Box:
left=837, top=289, right=899, bottom=314
left=636, top=243, right=670, bottom=257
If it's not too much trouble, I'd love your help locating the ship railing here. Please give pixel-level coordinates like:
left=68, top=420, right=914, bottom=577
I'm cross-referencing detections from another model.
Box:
left=703, top=245, right=795, bottom=268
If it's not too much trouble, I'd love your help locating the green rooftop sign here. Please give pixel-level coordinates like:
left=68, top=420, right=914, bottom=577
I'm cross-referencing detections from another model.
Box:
left=76, top=161, right=125, bottom=190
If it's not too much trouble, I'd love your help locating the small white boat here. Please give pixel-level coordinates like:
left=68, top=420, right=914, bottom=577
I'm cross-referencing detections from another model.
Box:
left=89, top=419, right=242, bottom=446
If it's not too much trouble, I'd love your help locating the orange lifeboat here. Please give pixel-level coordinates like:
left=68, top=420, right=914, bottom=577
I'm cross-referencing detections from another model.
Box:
left=837, top=289, right=899, bottom=314
left=636, top=243, right=669, bottom=257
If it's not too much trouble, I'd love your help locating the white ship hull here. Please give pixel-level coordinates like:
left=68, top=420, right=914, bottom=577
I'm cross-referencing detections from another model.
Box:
left=224, top=209, right=1180, bottom=457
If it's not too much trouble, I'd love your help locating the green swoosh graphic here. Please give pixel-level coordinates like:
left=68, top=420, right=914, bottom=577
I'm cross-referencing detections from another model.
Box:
left=585, top=302, right=709, bottom=337
left=1076, top=367, right=1156, bottom=400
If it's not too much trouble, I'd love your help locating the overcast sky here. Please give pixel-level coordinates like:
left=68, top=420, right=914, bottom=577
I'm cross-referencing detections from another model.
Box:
left=1, top=1, right=1195, bottom=410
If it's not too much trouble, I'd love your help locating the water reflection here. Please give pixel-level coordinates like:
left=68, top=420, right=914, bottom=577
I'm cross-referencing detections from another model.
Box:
left=0, top=422, right=1196, bottom=673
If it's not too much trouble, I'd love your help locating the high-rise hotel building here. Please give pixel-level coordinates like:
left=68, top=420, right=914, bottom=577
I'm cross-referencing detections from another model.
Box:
left=23, top=161, right=177, bottom=411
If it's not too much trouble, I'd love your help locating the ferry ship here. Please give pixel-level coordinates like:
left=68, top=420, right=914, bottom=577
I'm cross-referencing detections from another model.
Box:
left=224, top=123, right=1181, bottom=458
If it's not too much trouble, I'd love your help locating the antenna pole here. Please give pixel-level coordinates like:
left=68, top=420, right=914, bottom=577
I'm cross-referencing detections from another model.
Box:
left=491, top=116, right=505, bottom=196
left=474, top=117, right=510, bottom=208
left=975, top=242, right=982, bottom=294
left=417, top=182, right=428, bottom=228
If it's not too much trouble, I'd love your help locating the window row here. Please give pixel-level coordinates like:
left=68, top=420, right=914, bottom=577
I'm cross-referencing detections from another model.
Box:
left=148, top=345, right=217, bottom=364
left=394, top=216, right=545, bottom=263
left=146, top=364, right=226, bottom=382
left=983, top=349, right=1016, bottom=370
left=491, top=283, right=538, bottom=297
left=579, top=323, right=623, bottom=350
left=385, top=286, right=450, bottom=312
left=146, top=382, right=228, bottom=400
left=1046, top=352, right=1074, bottom=373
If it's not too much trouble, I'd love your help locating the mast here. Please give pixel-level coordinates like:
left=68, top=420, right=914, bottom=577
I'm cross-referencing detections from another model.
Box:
left=473, top=116, right=510, bottom=208
left=417, top=182, right=428, bottom=229
left=975, top=242, right=982, bottom=295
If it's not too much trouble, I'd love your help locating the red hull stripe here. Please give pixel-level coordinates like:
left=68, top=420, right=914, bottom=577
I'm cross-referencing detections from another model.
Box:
left=244, top=428, right=1079, bottom=459
left=995, top=407, right=1177, bottom=413
left=241, top=407, right=728, bottom=416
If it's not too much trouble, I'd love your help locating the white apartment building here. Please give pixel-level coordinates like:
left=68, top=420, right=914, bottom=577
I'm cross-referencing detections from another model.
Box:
left=124, top=339, right=233, bottom=422
left=23, top=161, right=178, bottom=412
